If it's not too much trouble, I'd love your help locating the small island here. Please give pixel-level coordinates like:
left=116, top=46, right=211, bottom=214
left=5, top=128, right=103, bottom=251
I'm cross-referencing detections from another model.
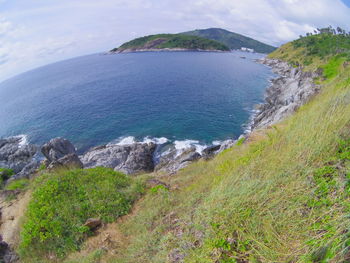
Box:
left=110, top=33, right=230, bottom=53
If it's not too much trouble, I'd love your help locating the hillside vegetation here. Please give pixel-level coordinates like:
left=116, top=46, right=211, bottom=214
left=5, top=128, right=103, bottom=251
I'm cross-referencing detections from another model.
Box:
left=18, top=167, right=144, bottom=262
left=182, top=28, right=276, bottom=53
left=12, top=29, right=350, bottom=262
left=111, top=34, right=230, bottom=53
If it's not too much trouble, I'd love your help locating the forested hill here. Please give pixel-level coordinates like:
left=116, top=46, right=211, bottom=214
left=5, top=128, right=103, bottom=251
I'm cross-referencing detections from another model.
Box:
left=110, top=33, right=230, bottom=53
left=182, top=28, right=276, bottom=53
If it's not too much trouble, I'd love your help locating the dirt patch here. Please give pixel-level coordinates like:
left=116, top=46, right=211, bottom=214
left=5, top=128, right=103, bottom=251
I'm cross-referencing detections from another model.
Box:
left=0, top=190, right=31, bottom=247
left=66, top=198, right=144, bottom=262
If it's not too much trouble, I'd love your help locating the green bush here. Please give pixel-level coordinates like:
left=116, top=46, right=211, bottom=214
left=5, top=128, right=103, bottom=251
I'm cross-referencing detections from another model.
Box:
left=6, top=178, right=29, bottom=191
left=0, top=167, right=15, bottom=182
left=19, top=167, right=144, bottom=259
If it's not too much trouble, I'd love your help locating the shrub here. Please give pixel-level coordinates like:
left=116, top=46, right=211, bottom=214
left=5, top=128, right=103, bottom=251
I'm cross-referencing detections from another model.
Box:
left=19, top=167, right=144, bottom=259
left=0, top=167, right=15, bottom=182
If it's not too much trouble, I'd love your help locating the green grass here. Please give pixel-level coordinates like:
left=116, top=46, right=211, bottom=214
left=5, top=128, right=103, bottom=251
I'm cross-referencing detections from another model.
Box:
left=112, top=34, right=230, bottom=52
left=322, top=55, right=347, bottom=79
left=19, top=167, right=144, bottom=262
left=64, top=249, right=105, bottom=263
left=5, top=178, right=29, bottom=191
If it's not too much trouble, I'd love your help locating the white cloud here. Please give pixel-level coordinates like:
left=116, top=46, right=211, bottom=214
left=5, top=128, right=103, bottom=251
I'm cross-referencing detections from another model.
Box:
left=0, top=0, right=350, bottom=82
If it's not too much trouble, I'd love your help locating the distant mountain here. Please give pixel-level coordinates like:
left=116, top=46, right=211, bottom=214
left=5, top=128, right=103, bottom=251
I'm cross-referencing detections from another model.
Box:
left=110, top=34, right=230, bottom=53
left=182, top=28, right=276, bottom=53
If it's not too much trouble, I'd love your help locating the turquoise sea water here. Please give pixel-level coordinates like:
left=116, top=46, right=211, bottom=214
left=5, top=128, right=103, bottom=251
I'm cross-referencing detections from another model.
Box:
left=0, top=51, right=272, bottom=152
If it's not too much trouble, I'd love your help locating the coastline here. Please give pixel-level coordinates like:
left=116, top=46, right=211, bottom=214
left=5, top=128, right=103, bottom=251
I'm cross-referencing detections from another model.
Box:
left=110, top=48, right=231, bottom=54
left=0, top=57, right=320, bottom=179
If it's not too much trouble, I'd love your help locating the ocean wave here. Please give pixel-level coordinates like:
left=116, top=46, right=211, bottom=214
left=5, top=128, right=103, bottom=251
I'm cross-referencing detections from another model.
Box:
left=142, top=136, right=169, bottom=145
left=173, top=139, right=208, bottom=155
left=18, top=135, right=29, bottom=147
left=108, top=136, right=214, bottom=156
left=108, top=136, right=169, bottom=146
left=212, top=140, right=222, bottom=146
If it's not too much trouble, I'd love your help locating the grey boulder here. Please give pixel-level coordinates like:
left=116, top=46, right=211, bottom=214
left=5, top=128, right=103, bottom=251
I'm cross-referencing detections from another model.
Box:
left=41, top=138, right=83, bottom=171
left=41, top=137, right=76, bottom=162
left=0, top=136, right=38, bottom=180
left=47, top=153, right=83, bottom=170
left=81, top=142, right=156, bottom=175
left=155, top=147, right=201, bottom=174
left=9, top=160, right=40, bottom=181
left=202, top=144, right=221, bottom=159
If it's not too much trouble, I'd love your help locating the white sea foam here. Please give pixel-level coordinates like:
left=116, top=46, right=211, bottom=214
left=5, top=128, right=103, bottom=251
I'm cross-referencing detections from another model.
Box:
left=109, top=136, right=170, bottom=146
left=112, top=136, right=136, bottom=146
left=16, top=134, right=28, bottom=147
left=174, top=139, right=207, bottom=155
left=142, top=137, right=169, bottom=144
left=174, top=139, right=198, bottom=151
left=109, top=136, right=213, bottom=157
left=212, top=140, right=222, bottom=146
left=194, top=144, right=208, bottom=154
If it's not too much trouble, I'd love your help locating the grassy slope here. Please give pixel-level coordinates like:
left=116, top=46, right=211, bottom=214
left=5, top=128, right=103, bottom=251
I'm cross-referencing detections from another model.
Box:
left=182, top=28, right=276, bottom=53
left=17, top=34, right=350, bottom=262
left=99, top=34, right=350, bottom=262
left=111, top=34, right=230, bottom=52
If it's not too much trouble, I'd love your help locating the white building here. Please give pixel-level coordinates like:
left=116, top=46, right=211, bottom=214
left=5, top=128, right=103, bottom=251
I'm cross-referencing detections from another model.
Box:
left=241, top=47, right=255, bottom=53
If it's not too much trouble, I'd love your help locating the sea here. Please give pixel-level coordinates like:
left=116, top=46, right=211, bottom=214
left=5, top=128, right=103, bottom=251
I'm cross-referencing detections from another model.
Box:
left=0, top=51, right=273, bottom=153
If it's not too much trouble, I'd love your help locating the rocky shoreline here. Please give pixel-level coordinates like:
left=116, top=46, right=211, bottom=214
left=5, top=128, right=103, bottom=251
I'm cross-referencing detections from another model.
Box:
left=0, top=136, right=236, bottom=182
left=251, top=57, right=321, bottom=129
left=0, top=58, right=321, bottom=183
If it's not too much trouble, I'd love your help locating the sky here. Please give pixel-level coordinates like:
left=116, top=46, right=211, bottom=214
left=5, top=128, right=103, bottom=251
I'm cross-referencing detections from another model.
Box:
left=0, top=0, right=350, bottom=82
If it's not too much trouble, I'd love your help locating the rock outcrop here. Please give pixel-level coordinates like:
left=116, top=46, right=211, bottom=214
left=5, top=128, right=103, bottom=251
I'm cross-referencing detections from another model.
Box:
left=201, top=144, right=221, bottom=159
left=0, top=236, right=18, bottom=263
left=41, top=137, right=76, bottom=162
left=252, top=58, right=321, bottom=129
left=155, top=146, right=201, bottom=174
left=81, top=142, right=156, bottom=175
left=47, top=153, right=83, bottom=170
left=41, top=138, right=83, bottom=170
left=0, top=136, right=39, bottom=181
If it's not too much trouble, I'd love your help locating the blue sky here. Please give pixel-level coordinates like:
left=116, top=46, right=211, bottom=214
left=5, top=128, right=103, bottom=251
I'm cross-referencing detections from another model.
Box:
left=0, top=0, right=350, bottom=82
left=343, top=0, right=350, bottom=6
